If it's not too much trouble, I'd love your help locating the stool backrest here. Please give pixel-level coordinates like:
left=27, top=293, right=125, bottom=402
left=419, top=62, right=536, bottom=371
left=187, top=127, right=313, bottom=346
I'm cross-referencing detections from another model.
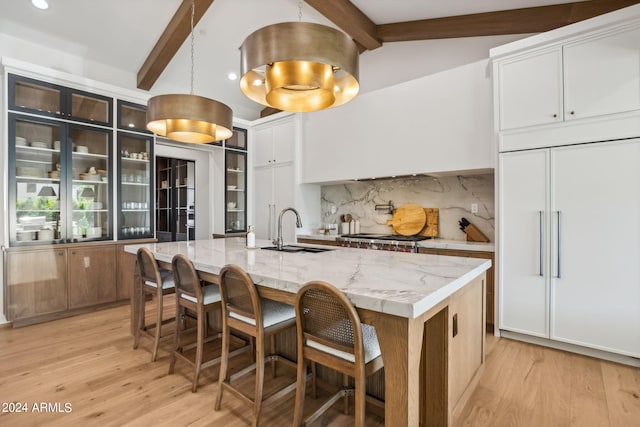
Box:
left=219, top=264, right=262, bottom=329
left=295, top=281, right=363, bottom=360
left=137, top=247, right=162, bottom=285
left=171, top=254, right=203, bottom=302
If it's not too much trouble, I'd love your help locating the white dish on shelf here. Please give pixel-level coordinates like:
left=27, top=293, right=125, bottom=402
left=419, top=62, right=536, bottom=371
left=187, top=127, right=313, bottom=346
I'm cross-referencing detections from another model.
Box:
left=16, top=166, right=44, bottom=178
left=16, top=137, right=27, bottom=146
left=16, top=230, right=36, bottom=241
left=80, top=173, right=101, bottom=181
left=227, top=185, right=236, bottom=190
left=53, top=140, right=60, bottom=150
left=76, top=145, right=89, bottom=153
left=37, top=229, right=54, bottom=240
left=227, top=202, right=236, bottom=209
left=30, top=141, right=50, bottom=149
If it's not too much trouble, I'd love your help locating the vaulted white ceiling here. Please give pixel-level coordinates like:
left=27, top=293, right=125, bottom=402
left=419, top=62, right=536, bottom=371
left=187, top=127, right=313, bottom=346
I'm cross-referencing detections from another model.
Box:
left=0, top=0, right=588, bottom=120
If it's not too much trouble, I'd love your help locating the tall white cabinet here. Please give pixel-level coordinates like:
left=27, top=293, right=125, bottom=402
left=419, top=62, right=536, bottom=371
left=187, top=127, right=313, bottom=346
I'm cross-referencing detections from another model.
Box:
left=252, top=114, right=320, bottom=244
left=500, top=140, right=640, bottom=356
left=494, top=5, right=640, bottom=360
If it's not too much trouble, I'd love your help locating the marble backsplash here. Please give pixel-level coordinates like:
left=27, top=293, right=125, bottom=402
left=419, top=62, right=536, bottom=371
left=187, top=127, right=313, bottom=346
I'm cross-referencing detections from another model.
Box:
left=320, top=173, right=495, bottom=241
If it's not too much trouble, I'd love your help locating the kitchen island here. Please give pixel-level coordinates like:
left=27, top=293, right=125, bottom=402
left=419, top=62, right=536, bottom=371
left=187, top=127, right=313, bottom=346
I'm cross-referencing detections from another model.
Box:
left=125, top=238, right=491, bottom=426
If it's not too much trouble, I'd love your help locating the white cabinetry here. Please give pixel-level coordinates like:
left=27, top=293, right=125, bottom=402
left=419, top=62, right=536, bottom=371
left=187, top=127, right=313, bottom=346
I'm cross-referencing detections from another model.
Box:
left=563, top=26, right=640, bottom=121
left=253, top=116, right=297, bottom=243
left=497, top=48, right=563, bottom=130
left=499, top=139, right=640, bottom=357
left=493, top=19, right=640, bottom=152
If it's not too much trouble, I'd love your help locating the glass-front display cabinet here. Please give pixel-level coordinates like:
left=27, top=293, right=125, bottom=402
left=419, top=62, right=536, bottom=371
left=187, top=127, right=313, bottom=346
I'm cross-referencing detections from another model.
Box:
left=225, top=149, right=247, bottom=234
left=156, top=157, right=195, bottom=242
left=9, top=74, right=112, bottom=126
left=117, top=133, right=153, bottom=239
left=8, top=113, right=113, bottom=245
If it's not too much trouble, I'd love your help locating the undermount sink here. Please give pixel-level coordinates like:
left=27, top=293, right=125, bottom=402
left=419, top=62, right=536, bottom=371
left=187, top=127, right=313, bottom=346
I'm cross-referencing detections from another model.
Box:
left=260, top=245, right=334, bottom=253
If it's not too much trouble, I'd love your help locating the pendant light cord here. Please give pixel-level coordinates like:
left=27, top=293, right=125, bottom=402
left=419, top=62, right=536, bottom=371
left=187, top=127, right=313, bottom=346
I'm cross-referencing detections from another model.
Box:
left=298, top=1, right=302, bottom=21
left=190, top=0, right=195, bottom=95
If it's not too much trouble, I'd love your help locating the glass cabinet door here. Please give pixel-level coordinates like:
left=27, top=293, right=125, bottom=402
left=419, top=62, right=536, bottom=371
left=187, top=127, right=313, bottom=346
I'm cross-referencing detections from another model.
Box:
left=8, top=74, right=112, bottom=126
left=225, top=126, right=247, bottom=150
left=117, top=100, right=150, bottom=134
left=69, top=125, right=112, bottom=241
left=225, top=150, right=247, bottom=234
left=69, top=88, right=112, bottom=125
left=9, top=74, right=63, bottom=118
left=118, top=133, right=153, bottom=239
left=9, top=115, right=65, bottom=245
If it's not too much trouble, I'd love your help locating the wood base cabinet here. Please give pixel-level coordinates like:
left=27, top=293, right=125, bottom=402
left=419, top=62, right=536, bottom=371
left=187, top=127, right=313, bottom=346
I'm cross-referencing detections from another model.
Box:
left=68, top=246, right=116, bottom=309
left=4, top=243, right=130, bottom=326
left=499, top=138, right=640, bottom=357
left=5, top=249, right=68, bottom=320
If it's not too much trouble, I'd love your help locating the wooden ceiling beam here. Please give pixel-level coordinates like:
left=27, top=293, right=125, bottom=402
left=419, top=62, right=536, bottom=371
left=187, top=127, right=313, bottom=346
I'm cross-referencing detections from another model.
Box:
left=304, top=0, right=382, bottom=50
left=137, top=0, right=215, bottom=91
left=377, top=0, right=640, bottom=42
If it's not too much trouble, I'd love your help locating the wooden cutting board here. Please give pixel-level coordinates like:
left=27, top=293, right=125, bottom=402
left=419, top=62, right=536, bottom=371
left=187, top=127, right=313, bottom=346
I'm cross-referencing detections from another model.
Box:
left=386, top=203, right=426, bottom=236
left=419, top=208, right=439, bottom=237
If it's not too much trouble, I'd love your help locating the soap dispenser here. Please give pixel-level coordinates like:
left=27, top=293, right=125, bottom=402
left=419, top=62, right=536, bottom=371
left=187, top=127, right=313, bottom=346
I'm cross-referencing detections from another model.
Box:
left=246, top=225, right=256, bottom=248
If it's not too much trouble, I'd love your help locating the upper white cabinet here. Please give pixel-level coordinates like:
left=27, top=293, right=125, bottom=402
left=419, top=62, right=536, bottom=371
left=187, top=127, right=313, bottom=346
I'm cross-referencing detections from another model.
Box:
left=563, top=26, right=640, bottom=120
left=492, top=10, right=640, bottom=151
left=253, top=118, right=295, bottom=168
left=497, top=48, right=563, bottom=130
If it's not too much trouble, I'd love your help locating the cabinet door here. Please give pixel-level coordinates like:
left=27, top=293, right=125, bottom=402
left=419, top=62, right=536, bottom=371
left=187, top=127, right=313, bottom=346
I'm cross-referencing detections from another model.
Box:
left=253, top=126, right=274, bottom=167
left=5, top=249, right=68, bottom=321
left=253, top=166, right=273, bottom=241
left=272, top=118, right=295, bottom=164
left=551, top=139, right=640, bottom=356
left=563, top=27, right=640, bottom=121
left=497, top=48, right=563, bottom=130
left=273, top=163, right=296, bottom=243
left=68, top=246, right=117, bottom=309
left=118, top=133, right=154, bottom=239
left=499, top=149, right=549, bottom=337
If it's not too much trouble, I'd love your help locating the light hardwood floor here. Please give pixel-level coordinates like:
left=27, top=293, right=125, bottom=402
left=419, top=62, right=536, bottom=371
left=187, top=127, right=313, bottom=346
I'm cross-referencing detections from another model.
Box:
left=0, top=304, right=638, bottom=426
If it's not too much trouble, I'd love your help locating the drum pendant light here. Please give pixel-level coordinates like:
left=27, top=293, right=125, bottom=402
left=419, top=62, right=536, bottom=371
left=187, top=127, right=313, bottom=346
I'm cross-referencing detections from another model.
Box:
left=239, top=3, right=359, bottom=113
left=146, top=0, right=232, bottom=143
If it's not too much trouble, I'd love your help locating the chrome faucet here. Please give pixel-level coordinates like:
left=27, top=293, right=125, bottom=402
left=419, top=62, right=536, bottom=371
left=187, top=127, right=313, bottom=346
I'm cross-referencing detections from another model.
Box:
left=274, top=207, right=302, bottom=250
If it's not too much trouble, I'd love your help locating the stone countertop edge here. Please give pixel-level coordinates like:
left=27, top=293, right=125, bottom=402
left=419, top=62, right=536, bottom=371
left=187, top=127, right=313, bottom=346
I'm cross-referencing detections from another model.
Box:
left=125, top=239, right=491, bottom=319
left=297, top=234, right=495, bottom=252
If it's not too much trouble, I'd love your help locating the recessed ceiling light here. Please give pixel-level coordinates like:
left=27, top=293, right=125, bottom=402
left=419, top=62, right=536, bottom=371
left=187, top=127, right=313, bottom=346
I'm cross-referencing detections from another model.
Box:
left=32, top=0, right=49, bottom=10
left=227, top=72, right=238, bottom=81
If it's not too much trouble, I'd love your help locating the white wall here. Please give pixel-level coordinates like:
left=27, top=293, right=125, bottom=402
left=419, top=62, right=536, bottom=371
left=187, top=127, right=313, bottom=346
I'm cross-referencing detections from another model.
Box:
left=301, top=59, right=495, bottom=183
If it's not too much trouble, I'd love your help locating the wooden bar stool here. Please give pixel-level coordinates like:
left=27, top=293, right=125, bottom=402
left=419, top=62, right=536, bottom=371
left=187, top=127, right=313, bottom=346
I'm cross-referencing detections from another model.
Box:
left=214, top=264, right=298, bottom=427
left=168, top=254, right=222, bottom=392
left=293, top=281, right=384, bottom=427
left=133, top=247, right=176, bottom=362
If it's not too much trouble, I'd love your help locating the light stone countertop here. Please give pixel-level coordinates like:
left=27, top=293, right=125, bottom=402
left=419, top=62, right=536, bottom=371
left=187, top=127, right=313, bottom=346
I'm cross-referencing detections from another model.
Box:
left=297, top=234, right=495, bottom=252
left=125, top=238, right=490, bottom=319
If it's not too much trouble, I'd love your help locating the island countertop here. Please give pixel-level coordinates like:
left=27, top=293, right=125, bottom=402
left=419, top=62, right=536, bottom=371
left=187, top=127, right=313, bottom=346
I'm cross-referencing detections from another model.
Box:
left=125, top=237, right=490, bottom=319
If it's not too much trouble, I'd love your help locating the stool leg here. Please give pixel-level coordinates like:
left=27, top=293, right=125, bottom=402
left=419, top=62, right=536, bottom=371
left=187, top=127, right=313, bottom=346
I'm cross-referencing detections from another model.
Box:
left=214, top=321, right=230, bottom=411
left=253, top=333, right=265, bottom=427
left=168, top=305, right=182, bottom=375
left=134, top=287, right=146, bottom=349
left=151, top=291, right=163, bottom=362
left=354, top=373, right=365, bottom=426
left=192, top=305, right=205, bottom=393
left=293, top=360, right=307, bottom=427
left=311, top=361, right=317, bottom=399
